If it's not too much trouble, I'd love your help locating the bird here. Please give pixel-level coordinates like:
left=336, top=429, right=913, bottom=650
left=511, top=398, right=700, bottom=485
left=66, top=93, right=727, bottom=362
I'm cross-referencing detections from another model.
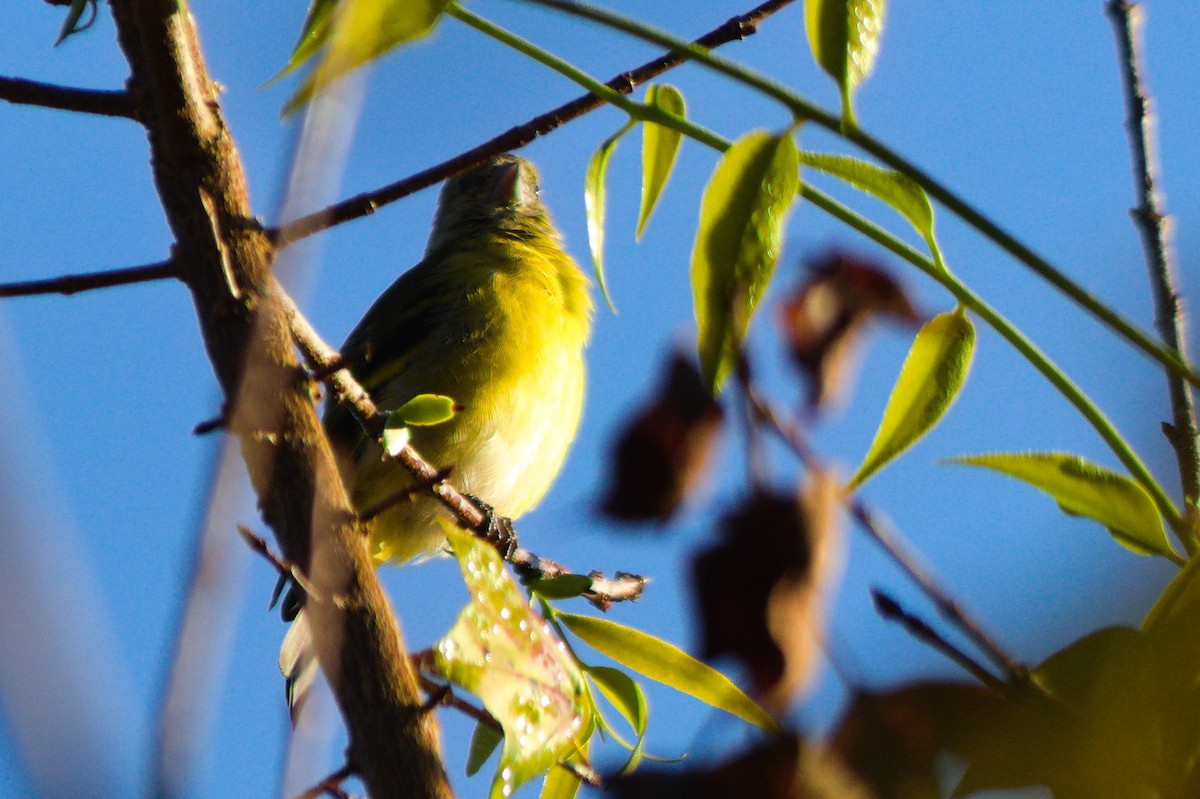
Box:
left=281, top=153, right=593, bottom=716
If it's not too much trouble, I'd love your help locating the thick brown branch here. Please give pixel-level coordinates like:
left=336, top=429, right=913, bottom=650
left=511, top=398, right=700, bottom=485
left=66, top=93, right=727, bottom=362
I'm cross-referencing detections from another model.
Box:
left=0, top=75, right=137, bottom=119
left=1107, top=1, right=1200, bottom=507
left=105, top=2, right=450, bottom=797
left=271, top=0, right=795, bottom=247
left=0, top=260, right=177, bottom=298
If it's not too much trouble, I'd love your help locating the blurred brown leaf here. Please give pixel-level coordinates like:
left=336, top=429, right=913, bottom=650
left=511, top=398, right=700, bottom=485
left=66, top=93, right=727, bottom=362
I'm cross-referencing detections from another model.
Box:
left=780, top=251, right=922, bottom=411
left=831, top=681, right=999, bottom=799
left=614, top=734, right=875, bottom=799
left=601, top=351, right=724, bottom=523
left=692, top=472, right=843, bottom=712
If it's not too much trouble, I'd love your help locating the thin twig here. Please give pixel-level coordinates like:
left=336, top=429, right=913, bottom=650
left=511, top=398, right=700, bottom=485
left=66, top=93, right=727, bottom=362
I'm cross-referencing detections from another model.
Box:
left=871, top=589, right=1003, bottom=689
left=237, top=524, right=321, bottom=602
left=0, top=76, right=138, bottom=119
left=416, top=672, right=501, bottom=730
left=0, top=260, right=178, bottom=298
left=295, top=762, right=357, bottom=799
left=278, top=283, right=646, bottom=609
left=1106, top=0, right=1199, bottom=510
left=270, top=0, right=796, bottom=247
left=746, top=388, right=1026, bottom=681
left=192, top=413, right=227, bottom=435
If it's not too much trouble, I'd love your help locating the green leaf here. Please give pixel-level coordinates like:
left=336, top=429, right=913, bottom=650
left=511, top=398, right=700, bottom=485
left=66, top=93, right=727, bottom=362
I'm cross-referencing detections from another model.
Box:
left=529, top=574, right=594, bottom=601
left=805, top=0, right=887, bottom=126
left=799, top=151, right=946, bottom=273
left=1144, top=550, right=1200, bottom=632
left=557, top=612, right=779, bottom=732
left=585, top=122, right=634, bottom=314
left=380, top=423, right=410, bottom=457
left=276, top=0, right=338, bottom=78
left=394, top=393, right=458, bottom=426
left=283, top=0, right=451, bottom=114
left=586, top=666, right=647, bottom=774
left=434, top=527, right=589, bottom=799
left=637, top=85, right=686, bottom=239
left=539, top=764, right=583, bottom=799
left=538, top=725, right=593, bottom=799
left=947, top=452, right=1175, bottom=559
left=954, top=626, right=1163, bottom=798
left=466, top=721, right=503, bottom=777
left=381, top=394, right=456, bottom=455
left=849, top=308, right=975, bottom=489
left=692, top=130, right=800, bottom=395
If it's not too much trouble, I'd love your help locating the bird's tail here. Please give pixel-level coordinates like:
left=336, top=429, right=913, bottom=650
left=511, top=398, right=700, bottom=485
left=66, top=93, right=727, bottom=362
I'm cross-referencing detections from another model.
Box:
left=279, top=609, right=318, bottom=724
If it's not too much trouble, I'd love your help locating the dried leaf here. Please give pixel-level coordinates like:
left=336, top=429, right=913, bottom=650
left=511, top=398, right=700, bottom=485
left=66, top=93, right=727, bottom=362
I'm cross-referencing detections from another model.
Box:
left=780, top=251, right=921, bottom=411
left=601, top=352, right=724, bottom=523
left=692, top=473, right=843, bottom=711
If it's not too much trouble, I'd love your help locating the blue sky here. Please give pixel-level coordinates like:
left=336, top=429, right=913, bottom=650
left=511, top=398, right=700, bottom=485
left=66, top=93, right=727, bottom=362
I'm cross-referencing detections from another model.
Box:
left=2, top=2, right=1199, bottom=797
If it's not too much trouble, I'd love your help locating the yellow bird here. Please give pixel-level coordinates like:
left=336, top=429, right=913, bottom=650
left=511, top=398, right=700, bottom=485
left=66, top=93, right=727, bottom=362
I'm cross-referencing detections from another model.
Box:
left=283, top=154, right=592, bottom=713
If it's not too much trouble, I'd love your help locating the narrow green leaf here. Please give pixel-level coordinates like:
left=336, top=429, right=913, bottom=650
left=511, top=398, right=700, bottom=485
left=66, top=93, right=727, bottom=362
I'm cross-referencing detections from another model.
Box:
left=586, top=666, right=647, bottom=774
left=557, top=612, right=779, bottom=732
left=394, top=393, right=458, bottom=426
left=948, top=452, right=1175, bottom=559
left=529, top=574, right=594, bottom=601
left=849, top=308, right=975, bottom=489
left=380, top=423, right=410, bottom=457
left=466, top=721, right=503, bottom=777
left=538, top=727, right=592, bottom=799
left=692, top=130, right=800, bottom=395
left=1143, top=550, right=1200, bottom=632
left=805, top=0, right=887, bottom=125
left=799, top=151, right=946, bottom=273
left=585, top=123, right=634, bottom=313
left=283, top=0, right=451, bottom=114
left=276, top=0, right=338, bottom=79
left=637, top=85, right=686, bottom=239
left=539, top=764, right=582, bottom=799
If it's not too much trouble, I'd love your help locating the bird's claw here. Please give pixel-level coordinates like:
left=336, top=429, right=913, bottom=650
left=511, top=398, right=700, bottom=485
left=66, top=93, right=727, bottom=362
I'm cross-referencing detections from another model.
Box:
left=464, top=493, right=517, bottom=560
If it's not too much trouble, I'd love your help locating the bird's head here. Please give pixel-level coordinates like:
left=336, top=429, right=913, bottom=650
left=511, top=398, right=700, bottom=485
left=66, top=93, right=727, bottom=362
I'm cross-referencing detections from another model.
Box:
left=427, top=154, right=556, bottom=251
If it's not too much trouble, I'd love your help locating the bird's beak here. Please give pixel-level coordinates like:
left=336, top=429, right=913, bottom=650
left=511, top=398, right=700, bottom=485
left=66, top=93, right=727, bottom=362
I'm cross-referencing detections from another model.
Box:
left=488, top=161, right=522, bottom=207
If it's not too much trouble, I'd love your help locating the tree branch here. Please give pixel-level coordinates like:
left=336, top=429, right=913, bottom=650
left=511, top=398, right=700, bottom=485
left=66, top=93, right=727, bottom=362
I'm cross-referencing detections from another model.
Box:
left=1106, top=0, right=1200, bottom=507
left=281, top=285, right=648, bottom=609
left=104, top=2, right=450, bottom=797
left=271, top=0, right=796, bottom=247
left=745, top=387, right=1026, bottom=682
left=0, top=260, right=177, bottom=298
left=0, top=75, right=137, bottom=119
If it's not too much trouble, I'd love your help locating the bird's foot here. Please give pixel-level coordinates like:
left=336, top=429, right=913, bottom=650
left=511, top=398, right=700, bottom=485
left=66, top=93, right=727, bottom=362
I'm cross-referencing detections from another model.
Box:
left=464, top=493, right=518, bottom=560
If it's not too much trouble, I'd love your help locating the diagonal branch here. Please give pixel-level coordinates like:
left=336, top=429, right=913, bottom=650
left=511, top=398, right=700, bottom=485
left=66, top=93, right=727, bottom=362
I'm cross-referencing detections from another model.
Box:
left=280, top=285, right=648, bottom=609
left=0, top=76, right=138, bottom=119
left=271, top=0, right=796, bottom=247
left=0, top=260, right=177, bottom=298
left=1107, top=0, right=1199, bottom=507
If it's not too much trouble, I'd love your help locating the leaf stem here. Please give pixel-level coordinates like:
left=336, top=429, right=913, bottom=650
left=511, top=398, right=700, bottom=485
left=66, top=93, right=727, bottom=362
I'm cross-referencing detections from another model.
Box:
left=513, top=0, right=1200, bottom=391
